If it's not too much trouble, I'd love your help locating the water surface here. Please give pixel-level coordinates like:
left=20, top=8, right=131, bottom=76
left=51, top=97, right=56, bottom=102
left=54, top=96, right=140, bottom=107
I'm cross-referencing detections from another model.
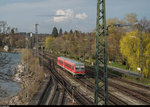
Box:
left=0, top=52, right=21, bottom=98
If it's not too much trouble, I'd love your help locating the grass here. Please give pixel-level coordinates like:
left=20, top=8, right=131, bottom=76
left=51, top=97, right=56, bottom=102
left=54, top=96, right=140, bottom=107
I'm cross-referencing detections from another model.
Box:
left=123, top=75, right=150, bottom=86
left=108, top=62, right=126, bottom=70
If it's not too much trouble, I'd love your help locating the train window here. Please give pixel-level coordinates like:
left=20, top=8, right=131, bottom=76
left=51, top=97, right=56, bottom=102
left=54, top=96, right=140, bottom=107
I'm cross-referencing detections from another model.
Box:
left=59, top=60, right=63, bottom=64
left=75, top=66, right=85, bottom=71
left=65, top=63, right=71, bottom=69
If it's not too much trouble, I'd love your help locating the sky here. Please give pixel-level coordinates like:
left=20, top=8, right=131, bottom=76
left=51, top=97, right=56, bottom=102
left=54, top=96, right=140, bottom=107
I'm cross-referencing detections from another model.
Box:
left=0, top=0, right=150, bottom=33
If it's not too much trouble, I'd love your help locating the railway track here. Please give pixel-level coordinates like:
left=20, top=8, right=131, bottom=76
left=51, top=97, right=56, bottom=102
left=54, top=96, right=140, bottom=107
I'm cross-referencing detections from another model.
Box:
left=85, top=66, right=150, bottom=105
left=40, top=51, right=150, bottom=105
left=36, top=74, right=66, bottom=105
left=55, top=63, right=128, bottom=105
left=41, top=54, right=94, bottom=105
left=31, top=54, right=69, bottom=105
left=86, top=66, right=150, bottom=89
left=40, top=52, right=128, bottom=105
left=39, top=76, right=57, bottom=105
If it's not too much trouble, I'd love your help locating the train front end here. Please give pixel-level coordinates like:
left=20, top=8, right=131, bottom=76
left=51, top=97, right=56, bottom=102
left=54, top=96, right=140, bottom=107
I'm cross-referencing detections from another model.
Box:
left=74, top=63, right=85, bottom=76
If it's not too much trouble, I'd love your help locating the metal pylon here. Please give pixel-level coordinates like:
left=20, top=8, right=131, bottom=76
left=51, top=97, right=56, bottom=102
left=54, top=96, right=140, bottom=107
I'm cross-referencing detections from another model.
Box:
left=35, top=24, right=39, bottom=57
left=94, top=0, right=108, bottom=105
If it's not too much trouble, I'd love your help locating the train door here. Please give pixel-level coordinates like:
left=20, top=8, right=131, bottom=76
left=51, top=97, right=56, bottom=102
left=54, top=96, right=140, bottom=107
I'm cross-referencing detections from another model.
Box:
left=72, top=65, right=75, bottom=73
left=57, top=58, right=59, bottom=65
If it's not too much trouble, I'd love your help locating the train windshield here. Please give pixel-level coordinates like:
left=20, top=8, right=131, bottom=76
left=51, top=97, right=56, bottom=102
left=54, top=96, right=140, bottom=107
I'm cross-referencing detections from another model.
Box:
left=75, top=66, right=85, bottom=71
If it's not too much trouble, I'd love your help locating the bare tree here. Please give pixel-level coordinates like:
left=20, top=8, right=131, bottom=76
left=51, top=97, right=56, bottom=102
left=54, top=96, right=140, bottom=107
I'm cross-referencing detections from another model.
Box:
left=6, top=26, right=11, bottom=34
left=139, top=17, right=150, bottom=33
left=0, top=21, right=7, bottom=34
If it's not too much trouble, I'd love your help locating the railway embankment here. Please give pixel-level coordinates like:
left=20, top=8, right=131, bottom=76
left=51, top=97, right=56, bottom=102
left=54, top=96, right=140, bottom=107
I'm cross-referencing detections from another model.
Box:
left=8, top=49, right=47, bottom=105
left=28, top=73, right=51, bottom=105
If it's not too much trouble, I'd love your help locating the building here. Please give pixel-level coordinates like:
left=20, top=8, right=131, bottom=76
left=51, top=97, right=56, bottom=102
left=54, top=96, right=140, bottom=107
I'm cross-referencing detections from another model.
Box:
left=4, top=45, right=9, bottom=52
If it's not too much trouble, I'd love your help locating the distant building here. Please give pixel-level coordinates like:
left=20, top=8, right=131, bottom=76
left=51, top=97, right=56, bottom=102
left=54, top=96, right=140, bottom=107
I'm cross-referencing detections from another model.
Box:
left=4, top=45, right=9, bottom=52
left=30, top=32, right=33, bottom=37
left=16, top=32, right=26, bottom=36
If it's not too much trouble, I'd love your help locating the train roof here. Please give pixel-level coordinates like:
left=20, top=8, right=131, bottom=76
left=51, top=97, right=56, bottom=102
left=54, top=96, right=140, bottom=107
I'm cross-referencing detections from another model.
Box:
left=58, top=57, right=85, bottom=66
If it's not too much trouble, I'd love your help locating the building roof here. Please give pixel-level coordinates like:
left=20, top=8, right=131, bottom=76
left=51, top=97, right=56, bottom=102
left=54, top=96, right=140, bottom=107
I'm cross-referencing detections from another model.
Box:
left=58, top=57, right=84, bottom=66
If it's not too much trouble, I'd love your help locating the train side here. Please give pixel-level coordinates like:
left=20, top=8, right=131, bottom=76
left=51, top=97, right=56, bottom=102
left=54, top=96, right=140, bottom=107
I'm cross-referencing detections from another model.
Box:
left=57, top=57, right=85, bottom=76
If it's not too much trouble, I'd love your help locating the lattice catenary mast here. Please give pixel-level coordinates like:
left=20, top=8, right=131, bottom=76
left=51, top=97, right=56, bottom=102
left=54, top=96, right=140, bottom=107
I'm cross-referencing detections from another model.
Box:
left=94, top=0, right=108, bottom=105
left=35, top=24, right=39, bottom=57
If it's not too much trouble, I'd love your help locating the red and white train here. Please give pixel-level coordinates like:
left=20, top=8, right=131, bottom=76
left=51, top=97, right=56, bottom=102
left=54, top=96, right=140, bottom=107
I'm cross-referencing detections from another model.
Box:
left=57, top=57, right=85, bottom=76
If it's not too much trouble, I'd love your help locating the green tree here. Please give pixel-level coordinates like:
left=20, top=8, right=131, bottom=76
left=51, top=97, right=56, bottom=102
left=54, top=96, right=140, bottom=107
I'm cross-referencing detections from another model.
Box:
left=120, top=30, right=150, bottom=77
left=59, top=28, right=63, bottom=36
left=10, top=28, right=15, bottom=34
left=69, top=29, right=73, bottom=35
left=51, top=27, right=58, bottom=37
left=106, top=18, right=124, bottom=63
left=64, top=31, right=68, bottom=35
left=45, top=36, right=54, bottom=50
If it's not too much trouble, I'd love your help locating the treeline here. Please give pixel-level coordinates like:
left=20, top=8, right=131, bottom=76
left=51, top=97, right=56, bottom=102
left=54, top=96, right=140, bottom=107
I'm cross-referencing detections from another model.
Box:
left=51, top=27, right=74, bottom=37
left=0, top=34, right=26, bottom=49
left=46, top=30, right=95, bottom=59
left=0, top=21, right=25, bottom=49
left=45, top=13, right=150, bottom=78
